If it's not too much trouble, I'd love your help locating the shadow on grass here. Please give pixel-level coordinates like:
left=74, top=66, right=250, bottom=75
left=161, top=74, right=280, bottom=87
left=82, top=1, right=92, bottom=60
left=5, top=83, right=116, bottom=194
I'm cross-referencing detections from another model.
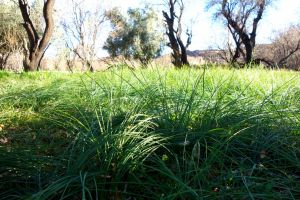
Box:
left=0, top=70, right=299, bottom=199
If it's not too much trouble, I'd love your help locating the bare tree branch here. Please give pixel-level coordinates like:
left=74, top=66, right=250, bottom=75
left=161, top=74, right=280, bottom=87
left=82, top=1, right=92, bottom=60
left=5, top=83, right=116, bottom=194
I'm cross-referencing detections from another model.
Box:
left=210, top=0, right=268, bottom=65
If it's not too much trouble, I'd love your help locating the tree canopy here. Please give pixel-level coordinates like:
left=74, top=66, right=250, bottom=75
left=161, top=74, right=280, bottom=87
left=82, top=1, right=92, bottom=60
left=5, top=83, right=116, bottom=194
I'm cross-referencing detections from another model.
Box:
left=0, top=1, right=24, bottom=69
left=104, top=7, right=164, bottom=65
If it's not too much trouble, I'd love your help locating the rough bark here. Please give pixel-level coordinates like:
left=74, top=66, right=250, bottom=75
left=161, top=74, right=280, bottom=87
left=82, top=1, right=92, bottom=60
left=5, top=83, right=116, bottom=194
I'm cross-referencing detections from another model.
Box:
left=18, top=0, right=55, bottom=71
left=163, top=0, right=191, bottom=68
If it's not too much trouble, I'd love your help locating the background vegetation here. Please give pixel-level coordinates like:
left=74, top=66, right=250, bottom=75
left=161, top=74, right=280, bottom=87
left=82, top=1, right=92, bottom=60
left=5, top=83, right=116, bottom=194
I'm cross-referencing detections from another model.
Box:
left=0, top=0, right=299, bottom=71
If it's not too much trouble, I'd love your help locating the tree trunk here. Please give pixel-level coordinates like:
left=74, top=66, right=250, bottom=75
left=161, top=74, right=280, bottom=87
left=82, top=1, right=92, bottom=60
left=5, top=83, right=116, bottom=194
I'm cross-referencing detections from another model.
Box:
left=242, top=33, right=255, bottom=64
left=23, top=52, right=43, bottom=71
left=23, top=59, right=37, bottom=72
left=86, top=61, right=94, bottom=72
left=242, top=37, right=254, bottom=64
left=18, top=0, right=55, bottom=71
left=245, top=45, right=253, bottom=64
left=163, top=0, right=190, bottom=68
left=178, top=37, right=189, bottom=66
left=163, top=9, right=182, bottom=67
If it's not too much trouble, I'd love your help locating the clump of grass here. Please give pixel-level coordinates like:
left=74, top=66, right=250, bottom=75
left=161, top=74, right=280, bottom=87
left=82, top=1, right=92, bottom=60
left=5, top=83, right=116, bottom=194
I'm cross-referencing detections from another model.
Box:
left=0, top=67, right=299, bottom=199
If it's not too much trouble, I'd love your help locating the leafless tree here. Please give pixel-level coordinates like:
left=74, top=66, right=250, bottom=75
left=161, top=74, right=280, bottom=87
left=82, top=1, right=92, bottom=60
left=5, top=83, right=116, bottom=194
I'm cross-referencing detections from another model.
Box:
left=62, top=0, right=106, bottom=72
left=18, top=0, right=55, bottom=71
left=208, top=0, right=269, bottom=65
left=216, top=25, right=244, bottom=65
left=163, top=0, right=192, bottom=68
left=222, top=23, right=245, bottom=64
left=255, top=25, right=300, bottom=70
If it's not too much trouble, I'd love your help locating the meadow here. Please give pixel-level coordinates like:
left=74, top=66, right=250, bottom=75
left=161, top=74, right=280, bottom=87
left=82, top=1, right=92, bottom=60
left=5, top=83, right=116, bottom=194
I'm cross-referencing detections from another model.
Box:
left=0, top=66, right=299, bottom=199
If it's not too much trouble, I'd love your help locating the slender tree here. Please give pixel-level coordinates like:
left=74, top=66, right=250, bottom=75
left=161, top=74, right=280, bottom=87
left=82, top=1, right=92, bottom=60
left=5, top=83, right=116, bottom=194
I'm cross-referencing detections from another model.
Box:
left=163, top=0, right=192, bottom=68
left=18, top=0, right=55, bottom=71
left=62, top=0, right=106, bottom=72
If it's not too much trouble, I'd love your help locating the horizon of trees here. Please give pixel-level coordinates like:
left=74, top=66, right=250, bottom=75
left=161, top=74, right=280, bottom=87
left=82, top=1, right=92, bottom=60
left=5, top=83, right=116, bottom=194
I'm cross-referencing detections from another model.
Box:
left=0, top=0, right=299, bottom=71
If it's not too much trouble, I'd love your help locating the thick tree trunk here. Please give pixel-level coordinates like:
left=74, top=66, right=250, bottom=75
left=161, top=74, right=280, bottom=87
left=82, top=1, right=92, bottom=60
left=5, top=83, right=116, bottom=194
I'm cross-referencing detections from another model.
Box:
left=23, top=59, right=37, bottom=72
left=181, top=50, right=189, bottom=66
left=241, top=35, right=254, bottom=64
left=245, top=45, right=253, bottom=64
left=23, top=52, right=43, bottom=71
left=178, top=37, right=189, bottom=66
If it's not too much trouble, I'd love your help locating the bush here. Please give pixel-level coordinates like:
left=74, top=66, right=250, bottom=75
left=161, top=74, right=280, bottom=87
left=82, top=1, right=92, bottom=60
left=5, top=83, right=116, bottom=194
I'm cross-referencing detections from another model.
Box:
left=104, top=7, right=165, bottom=65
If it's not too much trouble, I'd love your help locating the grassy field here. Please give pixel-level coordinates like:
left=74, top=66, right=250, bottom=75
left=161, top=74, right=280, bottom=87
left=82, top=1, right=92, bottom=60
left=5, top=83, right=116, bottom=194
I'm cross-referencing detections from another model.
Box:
left=0, top=67, right=299, bottom=199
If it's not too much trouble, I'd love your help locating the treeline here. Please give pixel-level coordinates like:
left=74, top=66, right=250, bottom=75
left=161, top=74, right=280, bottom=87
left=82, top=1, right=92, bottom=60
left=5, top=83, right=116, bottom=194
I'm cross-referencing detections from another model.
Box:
left=0, top=0, right=299, bottom=71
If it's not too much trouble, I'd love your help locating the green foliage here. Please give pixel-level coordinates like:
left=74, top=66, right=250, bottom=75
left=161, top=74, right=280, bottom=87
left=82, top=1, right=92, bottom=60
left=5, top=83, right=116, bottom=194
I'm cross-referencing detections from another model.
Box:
left=0, top=2, right=20, bottom=28
left=30, top=0, right=45, bottom=36
left=0, top=2, right=24, bottom=54
left=104, top=7, right=164, bottom=65
left=0, top=67, right=299, bottom=199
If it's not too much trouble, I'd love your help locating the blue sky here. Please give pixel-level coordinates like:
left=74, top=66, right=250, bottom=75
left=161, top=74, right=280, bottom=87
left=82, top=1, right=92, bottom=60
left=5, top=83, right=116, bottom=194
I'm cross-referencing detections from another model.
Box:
left=55, top=0, right=300, bottom=57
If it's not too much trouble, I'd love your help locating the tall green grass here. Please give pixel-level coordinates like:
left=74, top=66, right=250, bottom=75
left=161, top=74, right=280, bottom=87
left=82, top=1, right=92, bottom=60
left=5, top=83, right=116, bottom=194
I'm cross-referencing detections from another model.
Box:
left=0, top=67, right=299, bottom=199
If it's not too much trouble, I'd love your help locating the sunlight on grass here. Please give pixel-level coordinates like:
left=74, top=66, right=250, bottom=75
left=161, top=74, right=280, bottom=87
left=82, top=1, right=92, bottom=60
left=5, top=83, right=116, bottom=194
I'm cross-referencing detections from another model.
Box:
left=0, top=67, right=299, bottom=199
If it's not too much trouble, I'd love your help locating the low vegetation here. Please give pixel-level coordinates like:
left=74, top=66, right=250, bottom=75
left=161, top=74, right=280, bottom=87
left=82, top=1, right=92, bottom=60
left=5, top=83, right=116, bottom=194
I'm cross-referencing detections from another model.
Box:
left=0, top=66, right=299, bottom=199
